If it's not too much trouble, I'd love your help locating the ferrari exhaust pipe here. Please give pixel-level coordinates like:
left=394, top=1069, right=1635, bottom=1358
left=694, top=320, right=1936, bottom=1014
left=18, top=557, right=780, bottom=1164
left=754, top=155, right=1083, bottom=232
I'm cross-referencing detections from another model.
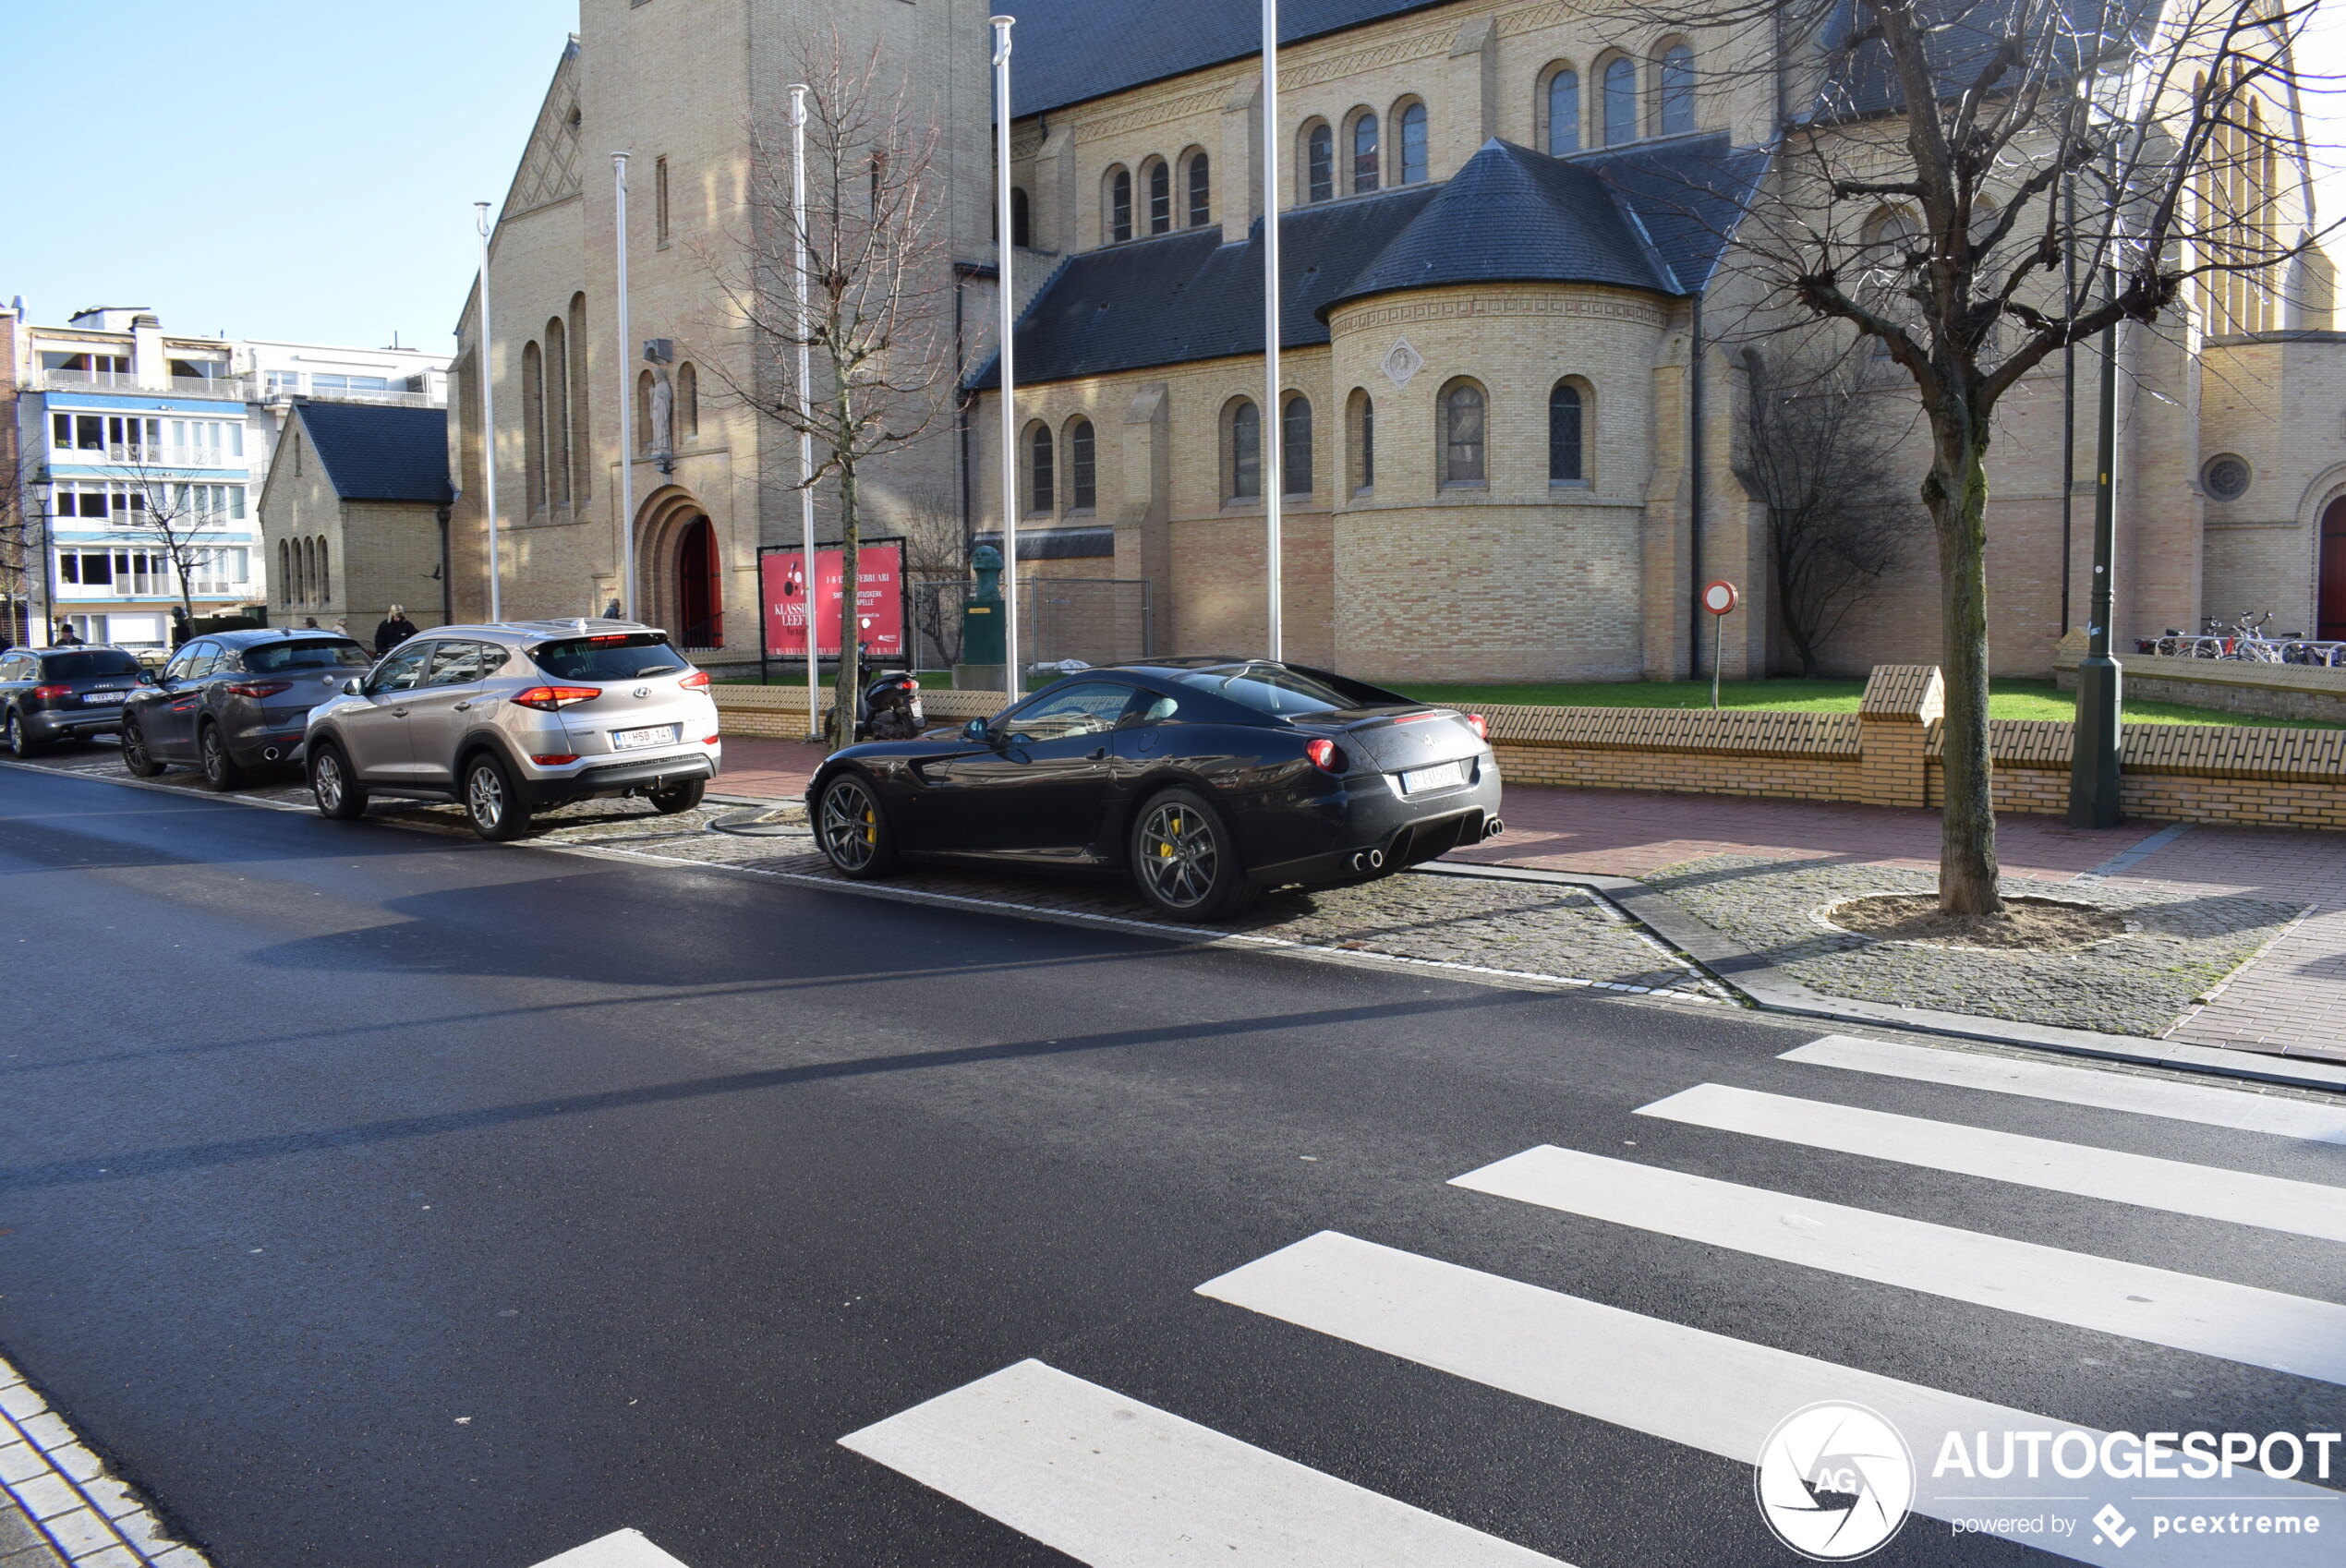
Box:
left=1348, top=848, right=1387, bottom=873
left=1481, top=815, right=1506, bottom=839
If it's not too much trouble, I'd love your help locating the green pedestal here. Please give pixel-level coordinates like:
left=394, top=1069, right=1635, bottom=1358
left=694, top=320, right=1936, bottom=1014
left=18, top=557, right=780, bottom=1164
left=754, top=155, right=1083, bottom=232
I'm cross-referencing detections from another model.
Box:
left=961, top=595, right=1003, bottom=665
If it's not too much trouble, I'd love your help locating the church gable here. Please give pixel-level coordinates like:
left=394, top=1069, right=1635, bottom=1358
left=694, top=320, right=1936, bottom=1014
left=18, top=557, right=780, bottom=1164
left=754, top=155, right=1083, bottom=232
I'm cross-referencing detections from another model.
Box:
left=502, top=38, right=584, bottom=223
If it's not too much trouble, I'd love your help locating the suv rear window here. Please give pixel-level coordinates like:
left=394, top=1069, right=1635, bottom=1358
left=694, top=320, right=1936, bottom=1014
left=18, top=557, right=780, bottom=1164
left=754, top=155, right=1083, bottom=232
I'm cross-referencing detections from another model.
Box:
left=531, top=633, right=689, bottom=682
left=42, top=651, right=143, bottom=679
left=244, top=639, right=372, bottom=672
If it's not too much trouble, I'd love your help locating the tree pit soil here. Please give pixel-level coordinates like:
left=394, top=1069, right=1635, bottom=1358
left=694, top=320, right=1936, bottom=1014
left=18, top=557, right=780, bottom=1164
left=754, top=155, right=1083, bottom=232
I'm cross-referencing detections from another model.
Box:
left=1822, top=894, right=2129, bottom=952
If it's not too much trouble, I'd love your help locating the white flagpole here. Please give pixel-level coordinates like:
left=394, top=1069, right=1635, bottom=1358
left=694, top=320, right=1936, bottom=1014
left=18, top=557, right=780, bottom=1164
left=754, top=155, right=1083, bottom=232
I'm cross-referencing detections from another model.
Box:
left=613, top=153, right=635, bottom=622
left=1261, top=0, right=1283, bottom=661
left=790, top=83, right=819, bottom=740
left=992, top=16, right=1020, bottom=697
left=475, top=201, right=502, bottom=621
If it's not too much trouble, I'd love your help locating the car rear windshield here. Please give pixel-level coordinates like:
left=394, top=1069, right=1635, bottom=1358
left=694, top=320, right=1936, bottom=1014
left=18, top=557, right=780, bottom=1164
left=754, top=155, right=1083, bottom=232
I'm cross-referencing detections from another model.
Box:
left=244, top=639, right=372, bottom=671
left=42, top=651, right=142, bottom=679
left=1167, top=662, right=1412, bottom=718
left=531, top=633, right=689, bottom=682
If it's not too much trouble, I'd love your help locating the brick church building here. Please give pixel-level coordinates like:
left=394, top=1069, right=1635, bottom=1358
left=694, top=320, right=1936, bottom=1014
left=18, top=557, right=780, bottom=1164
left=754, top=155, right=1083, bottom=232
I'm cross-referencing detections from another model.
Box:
left=452, top=0, right=2343, bottom=682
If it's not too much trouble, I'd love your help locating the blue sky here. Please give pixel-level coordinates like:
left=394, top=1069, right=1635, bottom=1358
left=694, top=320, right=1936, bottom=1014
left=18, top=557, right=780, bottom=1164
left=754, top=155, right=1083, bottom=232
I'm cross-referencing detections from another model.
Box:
left=1, top=0, right=578, bottom=352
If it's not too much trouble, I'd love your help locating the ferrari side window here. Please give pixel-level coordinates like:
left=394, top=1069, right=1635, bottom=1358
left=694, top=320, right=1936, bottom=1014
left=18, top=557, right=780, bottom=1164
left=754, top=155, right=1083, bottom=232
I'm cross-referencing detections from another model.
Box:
left=1001, top=681, right=1134, bottom=743
left=1118, top=693, right=1179, bottom=728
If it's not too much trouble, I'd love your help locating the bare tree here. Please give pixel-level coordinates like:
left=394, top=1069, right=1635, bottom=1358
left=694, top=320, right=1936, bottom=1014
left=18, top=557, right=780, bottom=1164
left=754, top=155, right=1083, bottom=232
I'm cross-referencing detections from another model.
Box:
left=0, top=442, right=37, bottom=646
left=103, top=454, right=234, bottom=625
left=1651, top=0, right=2325, bottom=912
left=696, top=33, right=955, bottom=745
left=1737, top=348, right=1927, bottom=676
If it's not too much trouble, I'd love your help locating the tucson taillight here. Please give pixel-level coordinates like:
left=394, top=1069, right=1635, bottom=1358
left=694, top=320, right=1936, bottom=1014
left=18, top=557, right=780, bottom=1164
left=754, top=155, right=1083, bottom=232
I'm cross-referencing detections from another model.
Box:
left=679, top=670, right=710, bottom=691
left=1465, top=713, right=1489, bottom=740
left=225, top=681, right=293, bottom=699
left=1305, top=737, right=1346, bottom=772
left=511, top=685, right=603, bottom=711
left=530, top=753, right=580, bottom=766
left=29, top=684, right=71, bottom=700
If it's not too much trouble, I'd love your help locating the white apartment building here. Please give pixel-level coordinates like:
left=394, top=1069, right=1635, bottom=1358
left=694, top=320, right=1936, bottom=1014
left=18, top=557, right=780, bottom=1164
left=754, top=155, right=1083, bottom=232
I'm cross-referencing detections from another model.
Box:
left=6, top=305, right=448, bottom=648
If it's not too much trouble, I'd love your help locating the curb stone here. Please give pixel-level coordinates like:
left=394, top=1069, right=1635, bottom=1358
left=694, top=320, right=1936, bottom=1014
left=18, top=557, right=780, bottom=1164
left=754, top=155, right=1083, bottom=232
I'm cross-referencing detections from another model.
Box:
left=0, top=1358, right=207, bottom=1568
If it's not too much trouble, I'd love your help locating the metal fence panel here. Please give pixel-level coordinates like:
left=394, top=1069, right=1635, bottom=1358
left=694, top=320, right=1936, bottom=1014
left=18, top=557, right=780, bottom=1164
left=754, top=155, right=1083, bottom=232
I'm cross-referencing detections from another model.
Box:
left=907, top=577, right=1152, bottom=671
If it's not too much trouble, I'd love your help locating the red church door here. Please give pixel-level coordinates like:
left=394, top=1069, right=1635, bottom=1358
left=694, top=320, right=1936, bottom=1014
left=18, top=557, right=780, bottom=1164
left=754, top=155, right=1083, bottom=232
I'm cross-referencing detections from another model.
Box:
left=2323, top=499, right=2346, bottom=643
left=676, top=516, right=723, bottom=649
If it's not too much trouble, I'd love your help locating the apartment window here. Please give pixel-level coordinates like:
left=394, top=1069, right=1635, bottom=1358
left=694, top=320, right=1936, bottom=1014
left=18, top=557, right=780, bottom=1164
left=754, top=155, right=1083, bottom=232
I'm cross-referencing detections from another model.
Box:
left=265, top=370, right=303, bottom=397
left=1441, top=381, right=1486, bottom=485
left=1147, top=160, right=1170, bottom=235
left=1306, top=124, right=1335, bottom=203
left=1546, top=68, right=1581, bottom=154
left=1107, top=167, right=1133, bottom=242
left=1549, top=381, right=1586, bottom=483
left=310, top=374, right=392, bottom=396
left=1351, top=113, right=1380, bottom=193
left=1186, top=153, right=1210, bottom=227
left=188, top=547, right=250, bottom=596
left=1068, top=419, right=1096, bottom=511
left=1282, top=396, right=1313, bottom=497
left=1227, top=400, right=1262, bottom=501
left=65, top=415, right=162, bottom=460
left=1603, top=57, right=1638, bottom=145
left=1659, top=45, right=1696, bottom=136
left=655, top=155, right=671, bottom=246
left=1027, top=422, right=1055, bottom=514
left=57, top=549, right=170, bottom=597
left=1397, top=103, right=1428, bottom=185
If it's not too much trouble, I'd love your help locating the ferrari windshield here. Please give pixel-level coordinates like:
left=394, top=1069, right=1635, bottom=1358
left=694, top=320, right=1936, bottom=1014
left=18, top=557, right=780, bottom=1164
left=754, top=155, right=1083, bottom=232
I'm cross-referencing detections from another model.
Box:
left=1167, top=662, right=1409, bottom=718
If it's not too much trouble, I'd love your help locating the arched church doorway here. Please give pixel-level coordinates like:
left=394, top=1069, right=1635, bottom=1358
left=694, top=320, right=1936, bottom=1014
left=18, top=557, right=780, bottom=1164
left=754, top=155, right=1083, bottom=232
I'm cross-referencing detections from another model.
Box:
left=2323, top=498, right=2346, bottom=643
left=675, top=515, right=723, bottom=650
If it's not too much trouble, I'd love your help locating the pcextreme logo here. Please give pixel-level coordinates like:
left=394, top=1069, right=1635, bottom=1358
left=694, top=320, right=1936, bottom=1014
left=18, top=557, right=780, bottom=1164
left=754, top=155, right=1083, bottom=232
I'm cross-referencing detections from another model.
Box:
left=1754, top=1403, right=1916, bottom=1561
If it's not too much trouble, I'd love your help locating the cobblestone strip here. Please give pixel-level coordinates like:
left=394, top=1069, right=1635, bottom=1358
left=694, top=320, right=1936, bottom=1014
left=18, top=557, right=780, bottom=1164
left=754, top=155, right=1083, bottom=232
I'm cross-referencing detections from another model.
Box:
left=0, top=1358, right=206, bottom=1568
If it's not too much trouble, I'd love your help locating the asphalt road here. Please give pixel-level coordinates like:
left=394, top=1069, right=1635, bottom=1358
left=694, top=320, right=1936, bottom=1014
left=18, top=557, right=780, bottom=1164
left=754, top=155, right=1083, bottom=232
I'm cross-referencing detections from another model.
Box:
left=0, top=765, right=2339, bottom=1568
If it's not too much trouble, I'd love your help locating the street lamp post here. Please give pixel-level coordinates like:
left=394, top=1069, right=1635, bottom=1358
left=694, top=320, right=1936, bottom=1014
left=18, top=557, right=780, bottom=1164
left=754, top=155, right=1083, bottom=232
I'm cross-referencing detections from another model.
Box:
left=613, top=152, right=635, bottom=622
left=790, top=83, right=820, bottom=740
left=474, top=201, right=502, bottom=621
left=992, top=17, right=1020, bottom=697
left=2067, top=283, right=2122, bottom=827
left=1261, top=0, right=1282, bottom=661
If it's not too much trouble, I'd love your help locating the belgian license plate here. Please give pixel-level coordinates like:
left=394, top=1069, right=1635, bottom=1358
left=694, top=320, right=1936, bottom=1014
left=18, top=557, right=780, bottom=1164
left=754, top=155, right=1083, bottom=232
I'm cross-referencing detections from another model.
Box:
left=611, top=725, right=678, bottom=751
left=1401, top=761, right=1466, bottom=794
left=81, top=691, right=126, bottom=705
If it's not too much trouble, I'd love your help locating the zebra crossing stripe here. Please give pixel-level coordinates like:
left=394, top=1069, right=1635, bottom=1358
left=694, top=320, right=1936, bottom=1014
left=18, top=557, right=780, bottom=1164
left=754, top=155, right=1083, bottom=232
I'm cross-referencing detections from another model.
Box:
left=1782, top=1036, right=2346, bottom=1144
left=838, top=1358, right=1568, bottom=1567
left=1454, top=1146, right=2346, bottom=1386
left=525, top=1529, right=694, bottom=1568
left=1637, top=1083, right=2346, bottom=1243
left=1199, top=1232, right=2340, bottom=1567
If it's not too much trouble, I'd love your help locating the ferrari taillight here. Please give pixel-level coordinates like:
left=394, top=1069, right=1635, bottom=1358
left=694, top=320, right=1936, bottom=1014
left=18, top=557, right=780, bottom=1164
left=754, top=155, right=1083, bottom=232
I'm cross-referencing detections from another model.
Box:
left=1305, top=738, right=1345, bottom=772
left=1465, top=713, right=1489, bottom=740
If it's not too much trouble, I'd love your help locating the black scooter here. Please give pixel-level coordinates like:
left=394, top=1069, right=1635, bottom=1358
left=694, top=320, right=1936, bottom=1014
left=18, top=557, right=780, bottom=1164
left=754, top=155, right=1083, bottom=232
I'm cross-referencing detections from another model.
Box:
left=856, top=669, right=925, bottom=741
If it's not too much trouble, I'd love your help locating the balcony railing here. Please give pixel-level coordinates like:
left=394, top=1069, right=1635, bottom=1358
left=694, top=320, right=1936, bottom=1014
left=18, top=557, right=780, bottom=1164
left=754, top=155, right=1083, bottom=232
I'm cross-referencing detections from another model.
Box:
left=41, top=369, right=249, bottom=401
left=275, top=384, right=443, bottom=409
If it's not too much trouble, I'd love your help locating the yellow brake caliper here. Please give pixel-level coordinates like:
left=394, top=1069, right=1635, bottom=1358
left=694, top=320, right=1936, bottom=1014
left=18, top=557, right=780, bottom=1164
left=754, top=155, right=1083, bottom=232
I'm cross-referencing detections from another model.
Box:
left=1160, top=812, right=1179, bottom=857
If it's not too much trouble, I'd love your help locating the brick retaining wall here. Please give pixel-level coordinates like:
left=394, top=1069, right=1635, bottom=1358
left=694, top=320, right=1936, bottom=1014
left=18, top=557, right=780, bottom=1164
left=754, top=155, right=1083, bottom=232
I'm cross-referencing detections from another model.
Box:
left=2053, top=635, right=2346, bottom=724
left=712, top=666, right=2346, bottom=832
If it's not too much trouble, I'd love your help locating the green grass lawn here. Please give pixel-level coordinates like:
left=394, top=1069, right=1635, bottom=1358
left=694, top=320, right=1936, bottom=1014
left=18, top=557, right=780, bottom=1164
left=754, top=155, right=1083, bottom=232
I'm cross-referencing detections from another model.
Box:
left=1394, top=677, right=2342, bottom=730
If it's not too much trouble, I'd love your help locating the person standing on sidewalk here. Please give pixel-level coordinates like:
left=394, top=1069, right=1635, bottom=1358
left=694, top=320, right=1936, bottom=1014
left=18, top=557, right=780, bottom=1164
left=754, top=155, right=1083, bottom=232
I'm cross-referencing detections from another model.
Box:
left=373, top=605, right=418, bottom=655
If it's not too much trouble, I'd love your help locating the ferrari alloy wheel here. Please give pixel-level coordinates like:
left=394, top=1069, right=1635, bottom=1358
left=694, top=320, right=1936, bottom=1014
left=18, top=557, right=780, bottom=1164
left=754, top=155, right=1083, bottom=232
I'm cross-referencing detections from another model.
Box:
left=1130, top=787, right=1253, bottom=922
left=817, top=771, right=896, bottom=878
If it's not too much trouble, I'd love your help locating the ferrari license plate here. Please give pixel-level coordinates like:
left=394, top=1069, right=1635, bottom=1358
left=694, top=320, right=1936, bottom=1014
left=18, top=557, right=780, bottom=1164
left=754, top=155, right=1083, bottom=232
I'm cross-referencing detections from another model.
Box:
left=1400, top=761, right=1466, bottom=794
left=611, top=725, right=678, bottom=751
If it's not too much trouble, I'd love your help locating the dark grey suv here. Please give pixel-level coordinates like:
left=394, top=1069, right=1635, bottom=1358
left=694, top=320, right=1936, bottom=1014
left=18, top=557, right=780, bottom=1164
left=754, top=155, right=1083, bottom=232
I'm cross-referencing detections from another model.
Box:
left=120, top=629, right=374, bottom=790
left=0, top=646, right=147, bottom=755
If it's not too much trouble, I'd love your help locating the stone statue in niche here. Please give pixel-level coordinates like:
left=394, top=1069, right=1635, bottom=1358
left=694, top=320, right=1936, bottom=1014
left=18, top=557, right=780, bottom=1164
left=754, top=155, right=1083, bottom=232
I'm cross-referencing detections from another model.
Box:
left=648, top=368, right=673, bottom=456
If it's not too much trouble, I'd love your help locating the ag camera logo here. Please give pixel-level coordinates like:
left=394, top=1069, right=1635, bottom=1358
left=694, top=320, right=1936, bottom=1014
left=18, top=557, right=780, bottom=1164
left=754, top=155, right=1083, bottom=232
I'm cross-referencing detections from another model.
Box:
left=1756, top=1403, right=1916, bottom=1560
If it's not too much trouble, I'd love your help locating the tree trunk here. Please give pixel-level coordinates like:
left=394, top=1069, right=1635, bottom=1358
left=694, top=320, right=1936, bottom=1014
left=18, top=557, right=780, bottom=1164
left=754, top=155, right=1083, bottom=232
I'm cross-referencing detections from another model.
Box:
left=829, top=459, right=862, bottom=751
left=1921, top=409, right=2003, bottom=915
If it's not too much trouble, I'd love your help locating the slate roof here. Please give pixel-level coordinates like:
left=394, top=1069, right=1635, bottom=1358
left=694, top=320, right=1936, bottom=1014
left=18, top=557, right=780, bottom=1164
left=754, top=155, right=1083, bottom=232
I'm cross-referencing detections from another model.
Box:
left=993, top=0, right=1441, bottom=117
left=296, top=402, right=453, bottom=505
left=1815, top=0, right=2159, bottom=121
left=970, top=133, right=1768, bottom=391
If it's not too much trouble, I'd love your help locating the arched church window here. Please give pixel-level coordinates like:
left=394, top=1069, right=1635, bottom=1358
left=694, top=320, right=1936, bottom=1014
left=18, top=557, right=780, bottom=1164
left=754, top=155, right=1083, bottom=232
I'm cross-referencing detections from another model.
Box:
left=1660, top=44, right=1696, bottom=136
left=1348, top=389, right=1374, bottom=493
left=1146, top=159, right=1170, bottom=235
left=1441, top=381, right=1485, bottom=485
left=676, top=362, right=699, bottom=442
left=1027, top=422, right=1055, bottom=514
left=1306, top=124, right=1334, bottom=203
left=1010, top=187, right=1031, bottom=247
left=1546, top=68, right=1580, bottom=155
left=522, top=340, right=546, bottom=512
left=1283, top=395, right=1313, bottom=497
left=1397, top=103, right=1427, bottom=184
left=1186, top=151, right=1210, bottom=227
left=1603, top=57, right=1638, bottom=145
left=543, top=315, right=571, bottom=509
left=1351, top=113, right=1380, bottom=194
left=1107, top=167, right=1132, bottom=243
left=1069, top=418, right=1096, bottom=511
left=1549, top=381, right=1586, bottom=484
left=1227, top=400, right=1262, bottom=501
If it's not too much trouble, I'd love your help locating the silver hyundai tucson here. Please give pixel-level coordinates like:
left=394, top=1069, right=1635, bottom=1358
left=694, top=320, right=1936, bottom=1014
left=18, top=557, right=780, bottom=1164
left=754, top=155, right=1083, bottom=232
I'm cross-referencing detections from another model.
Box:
left=303, top=619, right=722, bottom=839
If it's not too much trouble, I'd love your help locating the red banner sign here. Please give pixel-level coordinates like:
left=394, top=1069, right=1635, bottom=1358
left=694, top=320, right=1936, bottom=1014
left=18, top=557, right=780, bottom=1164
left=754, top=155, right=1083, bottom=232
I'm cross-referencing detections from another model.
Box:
left=763, top=544, right=903, bottom=659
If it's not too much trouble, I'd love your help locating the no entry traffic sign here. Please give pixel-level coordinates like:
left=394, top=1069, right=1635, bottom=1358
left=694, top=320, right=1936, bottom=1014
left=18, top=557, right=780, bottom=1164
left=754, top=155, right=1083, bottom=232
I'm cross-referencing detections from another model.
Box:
left=1703, top=579, right=1740, bottom=617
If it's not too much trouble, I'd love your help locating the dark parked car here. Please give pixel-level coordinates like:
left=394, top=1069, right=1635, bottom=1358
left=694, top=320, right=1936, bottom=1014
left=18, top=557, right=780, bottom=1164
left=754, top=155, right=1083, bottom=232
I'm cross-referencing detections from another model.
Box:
left=804, top=658, right=1504, bottom=921
left=0, top=645, right=148, bottom=756
left=119, top=629, right=374, bottom=790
